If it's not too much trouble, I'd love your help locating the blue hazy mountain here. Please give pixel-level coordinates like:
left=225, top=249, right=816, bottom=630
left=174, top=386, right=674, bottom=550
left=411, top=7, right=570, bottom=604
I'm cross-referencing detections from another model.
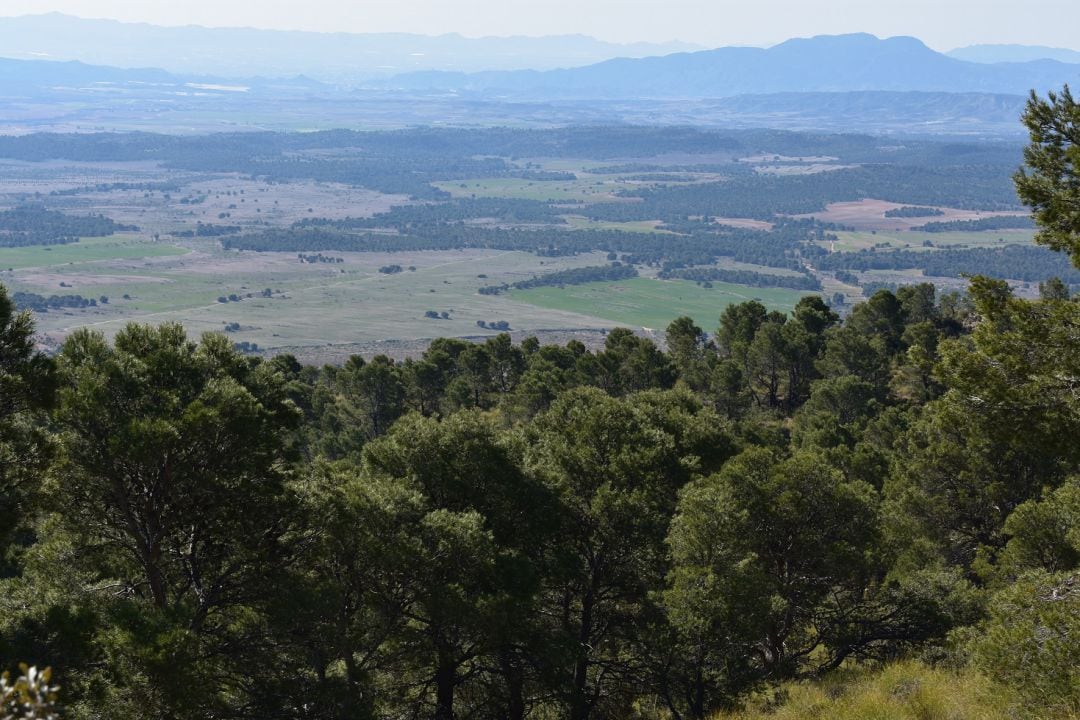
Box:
left=0, top=55, right=323, bottom=96
left=948, top=44, right=1080, bottom=64
left=0, top=56, right=179, bottom=93
left=387, top=33, right=1080, bottom=98
left=0, top=32, right=1064, bottom=137
left=0, top=13, right=701, bottom=82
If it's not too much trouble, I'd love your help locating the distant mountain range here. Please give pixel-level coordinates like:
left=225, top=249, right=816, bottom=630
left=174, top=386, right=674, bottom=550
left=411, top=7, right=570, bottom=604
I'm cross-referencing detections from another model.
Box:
left=0, top=30, right=1072, bottom=137
left=1, top=18, right=1074, bottom=100
left=0, top=13, right=701, bottom=81
left=385, top=33, right=1080, bottom=98
left=948, top=44, right=1080, bottom=64
left=0, top=56, right=321, bottom=99
left=0, top=56, right=178, bottom=93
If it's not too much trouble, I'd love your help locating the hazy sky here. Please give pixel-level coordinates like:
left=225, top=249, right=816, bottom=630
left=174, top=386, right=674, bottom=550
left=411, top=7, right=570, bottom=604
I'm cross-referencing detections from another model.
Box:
left=2, top=0, right=1078, bottom=50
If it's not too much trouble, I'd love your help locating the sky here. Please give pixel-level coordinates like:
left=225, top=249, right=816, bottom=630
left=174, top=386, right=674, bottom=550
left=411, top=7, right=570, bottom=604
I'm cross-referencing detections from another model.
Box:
left=1, top=0, right=1078, bottom=50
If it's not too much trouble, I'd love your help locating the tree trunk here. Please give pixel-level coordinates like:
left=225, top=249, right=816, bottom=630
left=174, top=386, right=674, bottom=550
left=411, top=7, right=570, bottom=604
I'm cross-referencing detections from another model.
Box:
left=144, top=542, right=168, bottom=609
left=434, top=640, right=456, bottom=720
left=570, top=588, right=595, bottom=720
left=499, top=649, right=526, bottom=720
left=691, top=667, right=705, bottom=720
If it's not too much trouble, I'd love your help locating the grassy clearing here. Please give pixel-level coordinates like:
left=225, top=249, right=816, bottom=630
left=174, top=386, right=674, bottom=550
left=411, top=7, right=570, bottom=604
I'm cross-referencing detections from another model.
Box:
left=433, top=177, right=640, bottom=202
left=712, top=258, right=807, bottom=277
left=0, top=235, right=189, bottom=270
left=717, top=660, right=1056, bottom=720
left=511, top=277, right=808, bottom=331
left=561, top=216, right=671, bottom=234
left=823, top=230, right=1035, bottom=253
left=18, top=249, right=616, bottom=351
left=0, top=232, right=803, bottom=353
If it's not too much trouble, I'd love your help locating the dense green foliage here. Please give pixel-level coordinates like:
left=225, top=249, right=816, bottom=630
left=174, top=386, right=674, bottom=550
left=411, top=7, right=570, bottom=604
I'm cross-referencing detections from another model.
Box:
left=0, top=205, right=135, bottom=247
left=297, top=198, right=571, bottom=227
left=884, top=206, right=945, bottom=218
left=917, top=215, right=1035, bottom=232
left=171, top=222, right=243, bottom=238
left=657, top=266, right=822, bottom=291
left=0, top=285, right=54, bottom=575
left=0, top=127, right=1020, bottom=208
left=1014, top=85, right=1080, bottom=266
left=817, top=243, right=1080, bottom=283
left=0, top=126, right=1020, bottom=170
left=221, top=222, right=818, bottom=271
left=479, top=263, right=637, bottom=295
left=587, top=165, right=1021, bottom=222
left=9, top=292, right=99, bottom=313
left=2, top=271, right=1078, bottom=719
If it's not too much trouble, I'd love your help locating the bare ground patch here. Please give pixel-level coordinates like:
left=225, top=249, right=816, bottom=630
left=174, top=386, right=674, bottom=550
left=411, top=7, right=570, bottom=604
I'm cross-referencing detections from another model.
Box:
left=739, top=154, right=840, bottom=163
left=791, top=199, right=1028, bottom=232
left=174, top=177, right=409, bottom=228
left=712, top=217, right=775, bottom=230
left=753, top=164, right=855, bottom=176
left=0, top=164, right=410, bottom=236
left=18, top=272, right=171, bottom=288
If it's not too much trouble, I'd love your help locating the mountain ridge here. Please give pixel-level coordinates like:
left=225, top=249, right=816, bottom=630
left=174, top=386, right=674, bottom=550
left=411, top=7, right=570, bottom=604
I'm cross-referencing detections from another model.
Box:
left=0, top=55, right=322, bottom=97
left=384, top=33, right=1080, bottom=98
left=949, top=44, right=1080, bottom=64
left=0, top=12, right=702, bottom=81
left=0, top=32, right=1067, bottom=137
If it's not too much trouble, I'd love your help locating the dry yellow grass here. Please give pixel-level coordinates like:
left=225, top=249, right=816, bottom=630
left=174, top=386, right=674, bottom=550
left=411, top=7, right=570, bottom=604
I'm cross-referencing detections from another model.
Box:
left=716, top=660, right=1076, bottom=720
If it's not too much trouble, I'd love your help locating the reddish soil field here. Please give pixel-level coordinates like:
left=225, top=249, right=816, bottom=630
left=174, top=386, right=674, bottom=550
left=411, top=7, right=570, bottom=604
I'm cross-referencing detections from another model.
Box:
left=790, top=199, right=1027, bottom=232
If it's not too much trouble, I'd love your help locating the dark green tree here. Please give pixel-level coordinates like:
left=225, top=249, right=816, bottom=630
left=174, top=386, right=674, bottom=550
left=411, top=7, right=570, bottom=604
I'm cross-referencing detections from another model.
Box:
left=522, top=388, right=732, bottom=720
left=1014, top=85, right=1080, bottom=267
left=716, top=300, right=767, bottom=361
left=342, top=355, right=408, bottom=439
left=448, top=344, right=493, bottom=409
left=584, top=328, right=675, bottom=396
left=485, top=333, right=526, bottom=394
left=319, top=411, right=555, bottom=720
left=780, top=296, right=838, bottom=410
left=746, top=317, right=787, bottom=409
left=997, top=476, right=1080, bottom=576
left=708, top=359, right=750, bottom=419
left=973, top=570, right=1080, bottom=715
left=886, top=282, right=1080, bottom=572
left=0, top=285, right=55, bottom=570
left=666, top=316, right=715, bottom=392
left=1039, top=276, right=1071, bottom=300
left=40, top=323, right=301, bottom=717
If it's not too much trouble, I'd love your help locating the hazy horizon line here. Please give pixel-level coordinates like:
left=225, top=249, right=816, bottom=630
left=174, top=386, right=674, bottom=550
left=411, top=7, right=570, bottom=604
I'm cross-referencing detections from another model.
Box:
left=2, top=10, right=1079, bottom=56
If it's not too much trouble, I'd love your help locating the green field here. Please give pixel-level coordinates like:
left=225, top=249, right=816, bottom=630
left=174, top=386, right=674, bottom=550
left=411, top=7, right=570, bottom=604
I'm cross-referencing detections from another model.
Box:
left=0, top=235, right=189, bottom=270
left=511, top=277, right=810, bottom=331
left=7, top=244, right=624, bottom=353
left=824, top=229, right=1034, bottom=253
